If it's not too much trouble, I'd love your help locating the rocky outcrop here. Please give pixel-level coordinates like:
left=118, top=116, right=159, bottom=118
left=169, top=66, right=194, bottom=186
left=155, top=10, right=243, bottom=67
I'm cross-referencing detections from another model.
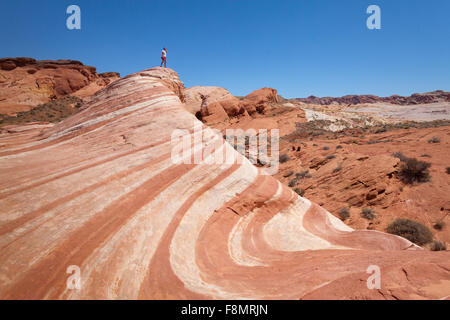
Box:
left=276, top=123, right=450, bottom=245
left=184, top=86, right=235, bottom=114
left=240, top=87, right=278, bottom=114
left=0, top=68, right=448, bottom=300
left=0, top=57, right=120, bottom=115
left=185, top=86, right=279, bottom=125
left=296, top=90, right=450, bottom=106
left=184, top=86, right=246, bottom=124
left=138, top=68, right=184, bottom=103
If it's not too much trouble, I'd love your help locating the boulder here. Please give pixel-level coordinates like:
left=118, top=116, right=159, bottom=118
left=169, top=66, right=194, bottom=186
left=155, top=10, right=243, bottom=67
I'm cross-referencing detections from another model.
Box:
left=240, top=87, right=278, bottom=115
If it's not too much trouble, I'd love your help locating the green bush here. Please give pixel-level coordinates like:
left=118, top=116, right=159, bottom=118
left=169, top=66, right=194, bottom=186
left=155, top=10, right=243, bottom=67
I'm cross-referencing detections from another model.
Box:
left=387, top=218, right=433, bottom=245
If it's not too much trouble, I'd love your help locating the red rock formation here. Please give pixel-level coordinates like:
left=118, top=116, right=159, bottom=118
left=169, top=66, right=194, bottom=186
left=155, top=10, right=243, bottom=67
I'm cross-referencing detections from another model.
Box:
left=184, top=86, right=278, bottom=125
left=240, top=87, right=278, bottom=115
left=184, top=86, right=235, bottom=114
left=0, top=67, right=448, bottom=300
left=184, top=86, right=246, bottom=124
left=0, top=57, right=120, bottom=115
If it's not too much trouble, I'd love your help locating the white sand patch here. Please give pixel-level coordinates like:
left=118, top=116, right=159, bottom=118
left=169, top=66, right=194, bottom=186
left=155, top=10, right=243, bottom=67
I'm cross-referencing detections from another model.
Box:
left=345, top=102, right=450, bottom=122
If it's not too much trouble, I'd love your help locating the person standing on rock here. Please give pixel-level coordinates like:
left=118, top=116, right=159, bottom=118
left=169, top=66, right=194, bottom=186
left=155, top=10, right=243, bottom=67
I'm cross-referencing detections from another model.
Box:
left=160, top=48, right=167, bottom=68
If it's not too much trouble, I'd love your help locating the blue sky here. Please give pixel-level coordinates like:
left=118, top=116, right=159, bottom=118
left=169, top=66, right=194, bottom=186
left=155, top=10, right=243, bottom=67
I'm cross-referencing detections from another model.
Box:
left=1, top=0, right=449, bottom=98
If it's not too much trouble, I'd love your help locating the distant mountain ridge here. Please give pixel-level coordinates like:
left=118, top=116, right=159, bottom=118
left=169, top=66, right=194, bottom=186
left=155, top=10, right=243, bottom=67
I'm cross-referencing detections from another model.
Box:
left=295, top=90, right=450, bottom=105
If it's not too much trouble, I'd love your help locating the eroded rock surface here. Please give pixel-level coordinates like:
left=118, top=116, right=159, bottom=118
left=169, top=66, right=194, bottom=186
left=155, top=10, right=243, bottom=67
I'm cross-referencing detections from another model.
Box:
left=0, top=68, right=448, bottom=300
left=0, top=57, right=120, bottom=115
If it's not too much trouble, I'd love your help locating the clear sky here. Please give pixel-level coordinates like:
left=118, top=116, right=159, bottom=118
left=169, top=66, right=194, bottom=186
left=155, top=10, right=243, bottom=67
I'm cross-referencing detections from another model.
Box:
left=1, top=0, right=449, bottom=98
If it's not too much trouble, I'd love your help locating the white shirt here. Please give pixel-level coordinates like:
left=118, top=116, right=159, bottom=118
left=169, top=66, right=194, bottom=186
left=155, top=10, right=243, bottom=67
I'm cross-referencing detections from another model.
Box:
left=162, top=49, right=167, bottom=57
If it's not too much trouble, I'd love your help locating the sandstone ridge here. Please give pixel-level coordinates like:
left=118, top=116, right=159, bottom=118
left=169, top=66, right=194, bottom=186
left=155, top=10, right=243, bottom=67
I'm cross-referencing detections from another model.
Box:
left=0, top=67, right=448, bottom=299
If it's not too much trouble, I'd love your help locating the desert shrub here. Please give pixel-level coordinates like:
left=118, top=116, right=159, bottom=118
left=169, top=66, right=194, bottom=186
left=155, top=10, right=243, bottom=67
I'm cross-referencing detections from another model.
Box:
left=430, top=240, right=446, bottom=251
left=398, top=157, right=431, bottom=184
left=393, top=152, right=431, bottom=183
left=420, top=154, right=432, bottom=158
left=295, top=170, right=310, bottom=179
left=313, top=143, right=318, bottom=147
left=326, top=154, right=336, bottom=160
left=288, top=178, right=298, bottom=187
left=333, top=163, right=342, bottom=173
left=361, top=208, right=376, bottom=220
left=283, top=170, right=294, bottom=178
left=433, top=221, right=445, bottom=231
left=279, top=154, right=290, bottom=163
left=387, top=218, right=433, bottom=245
left=428, top=136, right=440, bottom=143
left=294, top=188, right=305, bottom=197
left=322, top=146, right=330, bottom=150
left=339, top=208, right=350, bottom=221
left=0, top=96, right=84, bottom=126
left=336, top=145, right=343, bottom=149
left=446, top=167, right=450, bottom=174
left=393, top=151, right=408, bottom=162
left=257, top=158, right=268, bottom=166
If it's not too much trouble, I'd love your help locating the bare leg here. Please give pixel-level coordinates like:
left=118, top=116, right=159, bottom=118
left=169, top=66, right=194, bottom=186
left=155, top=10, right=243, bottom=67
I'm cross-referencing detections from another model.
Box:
left=160, top=58, right=164, bottom=67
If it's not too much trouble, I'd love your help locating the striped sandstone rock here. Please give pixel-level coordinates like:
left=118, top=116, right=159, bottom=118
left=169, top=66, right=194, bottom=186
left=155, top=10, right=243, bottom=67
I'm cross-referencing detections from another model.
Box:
left=0, top=67, right=448, bottom=300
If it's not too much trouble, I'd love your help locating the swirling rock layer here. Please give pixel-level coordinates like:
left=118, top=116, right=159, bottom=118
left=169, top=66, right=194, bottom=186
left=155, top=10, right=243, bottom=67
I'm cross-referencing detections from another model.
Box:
left=0, top=68, right=448, bottom=300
